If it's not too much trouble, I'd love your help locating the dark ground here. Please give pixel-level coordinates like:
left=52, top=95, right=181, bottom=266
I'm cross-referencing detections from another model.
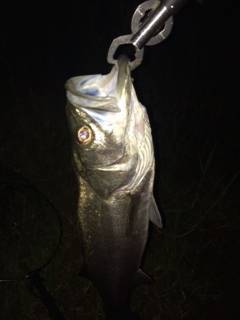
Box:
left=0, top=0, right=239, bottom=319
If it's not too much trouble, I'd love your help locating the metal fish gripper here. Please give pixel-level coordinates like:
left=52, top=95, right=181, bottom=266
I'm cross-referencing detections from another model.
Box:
left=107, top=0, right=191, bottom=70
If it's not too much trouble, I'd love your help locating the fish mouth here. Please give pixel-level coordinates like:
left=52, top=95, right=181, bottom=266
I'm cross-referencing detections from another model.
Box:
left=65, top=56, right=131, bottom=112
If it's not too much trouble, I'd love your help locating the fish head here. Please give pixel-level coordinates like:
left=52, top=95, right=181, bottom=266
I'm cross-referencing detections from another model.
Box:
left=65, top=57, right=132, bottom=167
left=65, top=57, right=153, bottom=197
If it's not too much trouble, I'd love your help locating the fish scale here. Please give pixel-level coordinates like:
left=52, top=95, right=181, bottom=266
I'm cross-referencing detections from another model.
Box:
left=65, top=56, right=162, bottom=318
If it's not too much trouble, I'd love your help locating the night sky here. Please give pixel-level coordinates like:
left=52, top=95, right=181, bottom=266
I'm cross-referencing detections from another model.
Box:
left=0, top=1, right=239, bottom=319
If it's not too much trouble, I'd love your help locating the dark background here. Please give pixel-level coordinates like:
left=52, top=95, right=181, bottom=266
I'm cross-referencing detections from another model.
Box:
left=0, top=0, right=239, bottom=319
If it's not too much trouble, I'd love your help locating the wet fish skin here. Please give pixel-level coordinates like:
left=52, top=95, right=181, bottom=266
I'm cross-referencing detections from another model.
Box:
left=65, top=56, right=161, bottom=317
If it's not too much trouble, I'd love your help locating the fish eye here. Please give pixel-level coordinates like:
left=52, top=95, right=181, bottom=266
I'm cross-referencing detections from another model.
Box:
left=77, top=126, right=93, bottom=145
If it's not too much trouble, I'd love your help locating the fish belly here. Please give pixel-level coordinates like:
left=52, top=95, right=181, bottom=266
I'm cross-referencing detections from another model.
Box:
left=78, top=177, right=150, bottom=308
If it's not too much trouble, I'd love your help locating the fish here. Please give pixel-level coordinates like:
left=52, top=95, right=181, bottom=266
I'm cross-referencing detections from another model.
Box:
left=65, top=55, right=162, bottom=319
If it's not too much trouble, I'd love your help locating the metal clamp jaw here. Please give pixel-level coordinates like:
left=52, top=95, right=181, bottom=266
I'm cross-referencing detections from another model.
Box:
left=108, top=0, right=189, bottom=70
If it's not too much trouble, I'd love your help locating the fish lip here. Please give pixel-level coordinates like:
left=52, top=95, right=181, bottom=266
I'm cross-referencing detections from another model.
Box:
left=65, top=76, right=120, bottom=112
left=65, top=56, right=130, bottom=111
left=65, top=77, right=115, bottom=102
left=115, top=55, right=131, bottom=98
left=68, top=99, right=120, bottom=113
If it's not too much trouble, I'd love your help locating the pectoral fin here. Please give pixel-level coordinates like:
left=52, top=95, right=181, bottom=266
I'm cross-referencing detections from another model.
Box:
left=132, top=269, right=153, bottom=288
left=149, top=197, right=163, bottom=228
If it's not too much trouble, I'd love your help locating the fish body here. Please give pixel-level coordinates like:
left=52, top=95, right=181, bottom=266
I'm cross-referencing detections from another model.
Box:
left=65, top=56, right=162, bottom=318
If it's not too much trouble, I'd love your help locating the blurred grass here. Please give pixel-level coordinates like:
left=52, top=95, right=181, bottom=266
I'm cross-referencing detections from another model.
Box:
left=0, top=86, right=239, bottom=320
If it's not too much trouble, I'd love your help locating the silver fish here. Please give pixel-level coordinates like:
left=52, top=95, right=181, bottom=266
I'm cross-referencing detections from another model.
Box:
left=65, top=56, right=162, bottom=319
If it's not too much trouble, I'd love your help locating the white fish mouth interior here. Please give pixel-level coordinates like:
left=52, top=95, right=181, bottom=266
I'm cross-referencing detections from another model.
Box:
left=68, top=66, right=118, bottom=99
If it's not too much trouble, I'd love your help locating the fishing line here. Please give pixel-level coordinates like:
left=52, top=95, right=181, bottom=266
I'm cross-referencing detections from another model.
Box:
left=0, top=165, right=66, bottom=320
